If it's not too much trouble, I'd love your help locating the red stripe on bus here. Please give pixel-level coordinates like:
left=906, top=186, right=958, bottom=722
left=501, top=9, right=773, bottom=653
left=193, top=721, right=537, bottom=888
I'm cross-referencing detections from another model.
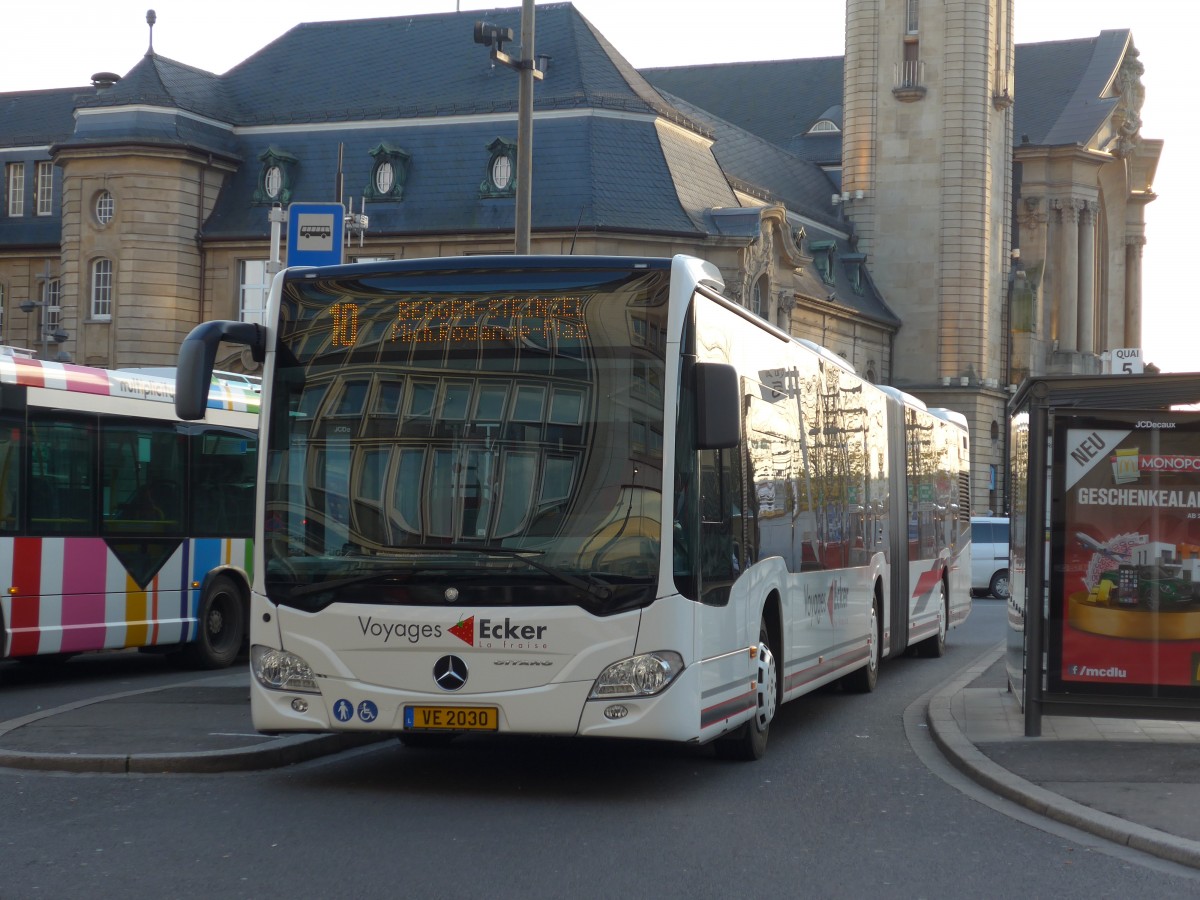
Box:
left=10, top=537, right=43, bottom=656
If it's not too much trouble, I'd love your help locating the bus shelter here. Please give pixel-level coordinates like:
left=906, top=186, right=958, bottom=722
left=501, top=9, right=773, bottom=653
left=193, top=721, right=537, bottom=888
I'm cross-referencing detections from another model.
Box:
left=1008, top=373, right=1200, bottom=736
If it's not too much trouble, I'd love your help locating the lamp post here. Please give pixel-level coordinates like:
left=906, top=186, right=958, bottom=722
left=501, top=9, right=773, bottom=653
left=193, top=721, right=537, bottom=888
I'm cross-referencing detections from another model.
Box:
left=19, top=264, right=70, bottom=361
left=474, top=0, right=542, bottom=254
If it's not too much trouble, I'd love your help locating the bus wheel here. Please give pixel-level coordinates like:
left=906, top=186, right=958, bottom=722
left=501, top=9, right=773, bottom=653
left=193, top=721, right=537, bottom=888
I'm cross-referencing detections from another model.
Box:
left=178, top=574, right=245, bottom=670
left=918, top=582, right=947, bottom=658
left=715, top=621, right=778, bottom=761
left=843, top=600, right=880, bottom=693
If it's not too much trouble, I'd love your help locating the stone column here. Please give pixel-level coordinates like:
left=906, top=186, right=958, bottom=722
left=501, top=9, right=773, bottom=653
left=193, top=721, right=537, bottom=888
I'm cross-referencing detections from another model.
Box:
left=1125, top=234, right=1145, bottom=345
left=1055, top=198, right=1079, bottom=352
left=1077, top=201, right=1096, bottom=354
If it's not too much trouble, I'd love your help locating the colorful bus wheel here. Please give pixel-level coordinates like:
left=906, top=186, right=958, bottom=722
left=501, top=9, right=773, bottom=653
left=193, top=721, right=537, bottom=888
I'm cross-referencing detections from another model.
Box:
left=179, top=574, right=246, bottom=669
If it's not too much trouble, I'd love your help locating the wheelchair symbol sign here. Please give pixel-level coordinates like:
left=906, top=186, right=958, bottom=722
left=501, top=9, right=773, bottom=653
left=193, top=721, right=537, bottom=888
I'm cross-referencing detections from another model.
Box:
left=356, top=700, right=379, bottom=723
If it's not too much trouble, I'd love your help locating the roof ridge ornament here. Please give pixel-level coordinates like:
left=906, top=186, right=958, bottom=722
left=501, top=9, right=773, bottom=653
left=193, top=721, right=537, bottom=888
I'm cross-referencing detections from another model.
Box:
left=146, top=9, right=157, bottom=57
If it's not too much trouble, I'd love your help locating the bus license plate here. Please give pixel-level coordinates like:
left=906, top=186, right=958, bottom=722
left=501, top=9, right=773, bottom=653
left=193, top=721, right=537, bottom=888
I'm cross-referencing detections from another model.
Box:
left=403, top=705, right=498, bottom=731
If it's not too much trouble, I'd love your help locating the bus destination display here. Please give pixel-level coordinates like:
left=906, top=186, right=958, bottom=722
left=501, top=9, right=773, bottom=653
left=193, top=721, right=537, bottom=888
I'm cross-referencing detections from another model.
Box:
left=329, top=295, right=590, bottom=348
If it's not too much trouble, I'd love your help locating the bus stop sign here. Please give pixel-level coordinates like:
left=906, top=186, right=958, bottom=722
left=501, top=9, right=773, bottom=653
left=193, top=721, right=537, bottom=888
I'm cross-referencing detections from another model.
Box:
left=286, top=203, right=345, bottom=267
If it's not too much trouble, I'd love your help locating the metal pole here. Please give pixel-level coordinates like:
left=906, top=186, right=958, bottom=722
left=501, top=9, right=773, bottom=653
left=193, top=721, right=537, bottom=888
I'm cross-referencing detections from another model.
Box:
left=267, top=205, right=285, bottom=277
left=1023, top=399, right=1048, bottom=737
left=515, top=0, right=535, bottom=255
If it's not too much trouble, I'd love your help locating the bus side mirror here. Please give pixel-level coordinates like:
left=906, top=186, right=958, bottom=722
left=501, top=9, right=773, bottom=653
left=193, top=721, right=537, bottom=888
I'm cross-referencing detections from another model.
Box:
left=695, top=362, right=741, bottom=450
left=176, top=320, right=265, bottom=420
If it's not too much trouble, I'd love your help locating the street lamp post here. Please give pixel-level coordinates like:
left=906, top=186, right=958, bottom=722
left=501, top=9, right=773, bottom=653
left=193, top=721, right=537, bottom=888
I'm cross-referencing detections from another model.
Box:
left=474, top=0, right=542, bottom=254
left=19, top=264, right=70, bottom=361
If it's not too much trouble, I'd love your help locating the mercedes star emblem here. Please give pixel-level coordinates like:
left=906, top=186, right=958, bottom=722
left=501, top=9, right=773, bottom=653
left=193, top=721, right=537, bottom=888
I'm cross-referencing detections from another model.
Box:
left=433, top=655, right=468, bottom=692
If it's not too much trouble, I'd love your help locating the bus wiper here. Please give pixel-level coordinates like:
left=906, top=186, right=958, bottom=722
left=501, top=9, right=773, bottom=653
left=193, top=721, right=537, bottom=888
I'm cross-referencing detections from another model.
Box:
left=404, top=544, right=613, bottom=600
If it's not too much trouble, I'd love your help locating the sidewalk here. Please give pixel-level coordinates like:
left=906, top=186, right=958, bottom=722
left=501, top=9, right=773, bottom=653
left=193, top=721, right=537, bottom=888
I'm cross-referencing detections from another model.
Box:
left=928, top=644, right=1200, bottom=869
left=3, top=650, right=1200, bottom=871
left=0, top=671, right=381, bottom=774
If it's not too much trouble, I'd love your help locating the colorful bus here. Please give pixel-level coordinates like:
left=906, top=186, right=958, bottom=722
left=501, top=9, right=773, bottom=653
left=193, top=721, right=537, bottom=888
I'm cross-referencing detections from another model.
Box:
left=176, top=254, right=970, bottom=758
left=0, top=354, right=259, bottom=668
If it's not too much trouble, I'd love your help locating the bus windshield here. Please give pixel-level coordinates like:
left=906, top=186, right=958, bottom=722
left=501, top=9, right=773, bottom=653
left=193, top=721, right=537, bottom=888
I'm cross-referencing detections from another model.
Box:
left=263, top=261, right=672, bottom=614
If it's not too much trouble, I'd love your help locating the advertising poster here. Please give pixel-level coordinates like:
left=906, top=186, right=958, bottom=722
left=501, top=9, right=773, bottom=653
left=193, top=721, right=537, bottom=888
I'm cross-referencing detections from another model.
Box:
left=1049, top=410, right=1200, bottom=698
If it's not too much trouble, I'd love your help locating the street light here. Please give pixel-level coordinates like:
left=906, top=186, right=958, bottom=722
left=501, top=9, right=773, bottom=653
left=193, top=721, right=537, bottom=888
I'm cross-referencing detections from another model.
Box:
left=474, top=0, right=542, bottom=254
left=19, top=264, right=70, bottom=361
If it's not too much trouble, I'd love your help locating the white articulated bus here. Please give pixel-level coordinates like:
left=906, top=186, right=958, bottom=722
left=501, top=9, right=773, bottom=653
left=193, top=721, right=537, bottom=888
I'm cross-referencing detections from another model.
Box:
left=175, top=254, right=970, bottom=758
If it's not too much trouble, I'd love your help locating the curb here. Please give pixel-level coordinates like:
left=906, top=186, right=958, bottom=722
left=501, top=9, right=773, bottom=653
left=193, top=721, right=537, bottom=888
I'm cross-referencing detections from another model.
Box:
left=926, top=645, right=1200, bottom=870
left=0, top=677, right=384, bottom=774
left=0, top=733, right=384, bottom=774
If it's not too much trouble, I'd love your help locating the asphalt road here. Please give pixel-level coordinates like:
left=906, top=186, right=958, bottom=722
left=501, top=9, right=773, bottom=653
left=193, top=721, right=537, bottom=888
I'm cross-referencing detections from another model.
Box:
left=3, top=600, right=1199, bottom=898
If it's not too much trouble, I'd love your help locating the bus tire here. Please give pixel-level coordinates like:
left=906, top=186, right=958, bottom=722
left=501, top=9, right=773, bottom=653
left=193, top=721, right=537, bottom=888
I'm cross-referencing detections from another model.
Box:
left=917, top=581, right=948, bottom=658
left=178, top=574, right=245, bottom=670
left=714, top=620, right=778, bottom=761
left=843, top=598, right=880, bottom=693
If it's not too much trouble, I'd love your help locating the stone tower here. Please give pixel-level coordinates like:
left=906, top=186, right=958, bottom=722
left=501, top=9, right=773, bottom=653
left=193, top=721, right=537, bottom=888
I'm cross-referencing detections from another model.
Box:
left=843, top=0, right=1016, bottom=513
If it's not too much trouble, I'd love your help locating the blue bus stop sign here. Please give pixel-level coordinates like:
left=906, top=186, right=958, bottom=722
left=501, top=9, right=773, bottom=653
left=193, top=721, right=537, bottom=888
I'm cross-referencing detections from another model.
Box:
left=286, top=203, right=345, bottom=267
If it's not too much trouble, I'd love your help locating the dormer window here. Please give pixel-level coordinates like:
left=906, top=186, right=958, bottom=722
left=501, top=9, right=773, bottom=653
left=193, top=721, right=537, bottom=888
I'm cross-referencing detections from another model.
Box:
left=480, top=137, right=518, bottom=199
left=809, top=240, right=837, bottom=286
left=253, top=147, right=298, bottom=205
left=365, top=143, right=412, bottom=201
left=841, top=252, right=867, bottom=296
left=807, top=120, right=840, bottom=135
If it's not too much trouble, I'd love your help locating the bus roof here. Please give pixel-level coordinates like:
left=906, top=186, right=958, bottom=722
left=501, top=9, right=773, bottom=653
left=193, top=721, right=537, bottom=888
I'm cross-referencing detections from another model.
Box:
left=0, top=355, right=260, bottom=414
left=281, top=254, right=675, bottom=281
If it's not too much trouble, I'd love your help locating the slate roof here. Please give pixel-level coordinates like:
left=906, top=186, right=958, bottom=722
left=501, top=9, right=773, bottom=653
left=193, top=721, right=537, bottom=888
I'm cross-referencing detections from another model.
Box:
left=79, top=53, right=237, bottom=122
left=1013, top=31, right=1131, bottom=147
left=78, top=4, right=700, bottom=130
left=644, top=56, right=845, bottom=162
left=203, top=116, right=717, bottom=240
left=661, top=91, right=843, bottom=229
left=0, top=87, right=90, bottom=146
left=643, top=30, right=1135, bottom=158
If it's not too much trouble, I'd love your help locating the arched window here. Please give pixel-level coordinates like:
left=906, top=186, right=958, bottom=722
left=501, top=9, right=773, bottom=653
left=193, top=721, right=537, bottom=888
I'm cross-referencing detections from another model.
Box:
left=90, top=258, right=113, bottom=320
left=751, top=274, right=769, bottom=319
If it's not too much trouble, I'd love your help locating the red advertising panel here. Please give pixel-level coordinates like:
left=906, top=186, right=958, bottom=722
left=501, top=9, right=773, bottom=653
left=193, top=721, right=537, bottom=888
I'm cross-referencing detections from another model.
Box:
left=1049, top=410, right=1200, bottom=698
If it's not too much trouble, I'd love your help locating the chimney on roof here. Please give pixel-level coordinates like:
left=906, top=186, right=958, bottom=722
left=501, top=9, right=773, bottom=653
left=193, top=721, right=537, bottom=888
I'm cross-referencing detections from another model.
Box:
left=91, top=72, right=122, bottom=89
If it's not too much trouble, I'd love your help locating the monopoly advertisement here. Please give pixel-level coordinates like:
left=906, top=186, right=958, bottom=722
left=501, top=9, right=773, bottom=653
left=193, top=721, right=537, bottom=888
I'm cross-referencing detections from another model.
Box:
left=1049, top=410, right=1200, bottom=697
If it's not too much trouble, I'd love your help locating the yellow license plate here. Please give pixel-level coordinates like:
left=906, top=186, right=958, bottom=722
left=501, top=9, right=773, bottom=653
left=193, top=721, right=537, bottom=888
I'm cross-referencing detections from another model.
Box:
left=403, top=705, right=498, bottom=731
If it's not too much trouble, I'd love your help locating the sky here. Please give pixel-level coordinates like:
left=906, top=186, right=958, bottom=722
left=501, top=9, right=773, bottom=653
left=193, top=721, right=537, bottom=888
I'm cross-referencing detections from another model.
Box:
left=1, top=1, right=1192, bottom=372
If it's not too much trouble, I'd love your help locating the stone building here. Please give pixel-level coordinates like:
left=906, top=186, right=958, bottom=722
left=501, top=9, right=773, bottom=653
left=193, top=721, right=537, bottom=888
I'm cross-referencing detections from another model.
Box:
left=0, top=1, right=1159, bottom=514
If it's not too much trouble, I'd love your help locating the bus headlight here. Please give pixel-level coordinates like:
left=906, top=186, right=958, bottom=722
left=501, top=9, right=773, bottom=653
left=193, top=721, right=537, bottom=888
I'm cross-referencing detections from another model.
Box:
left=251, top=645, right=320, bottom=694
left=590, top=651, right=684, bottom=699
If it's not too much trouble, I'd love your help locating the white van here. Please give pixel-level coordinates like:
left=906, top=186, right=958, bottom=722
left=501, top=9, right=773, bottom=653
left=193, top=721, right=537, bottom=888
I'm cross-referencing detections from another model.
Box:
left=970, top=516, right=1010, bottom=599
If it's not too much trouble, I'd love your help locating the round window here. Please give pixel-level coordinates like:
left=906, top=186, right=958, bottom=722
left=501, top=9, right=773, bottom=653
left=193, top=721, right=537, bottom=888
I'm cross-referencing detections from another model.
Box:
left=374, top=160, right=395, bottom=194
left=491, top=154, right=513, bottom=191
left=264, top=165, right=282, bottom=199
left=95, top=190, right=114, bottom=225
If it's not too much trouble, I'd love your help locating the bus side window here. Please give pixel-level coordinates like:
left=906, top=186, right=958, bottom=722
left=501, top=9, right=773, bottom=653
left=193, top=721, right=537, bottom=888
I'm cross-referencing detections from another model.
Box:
left=0, top=420, right=20, bottom=533
left=101, top=421, right=183, bottom=534
left=29, top=416, right=96, bottom=536
left=189, top=430, right=257, bottom=538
